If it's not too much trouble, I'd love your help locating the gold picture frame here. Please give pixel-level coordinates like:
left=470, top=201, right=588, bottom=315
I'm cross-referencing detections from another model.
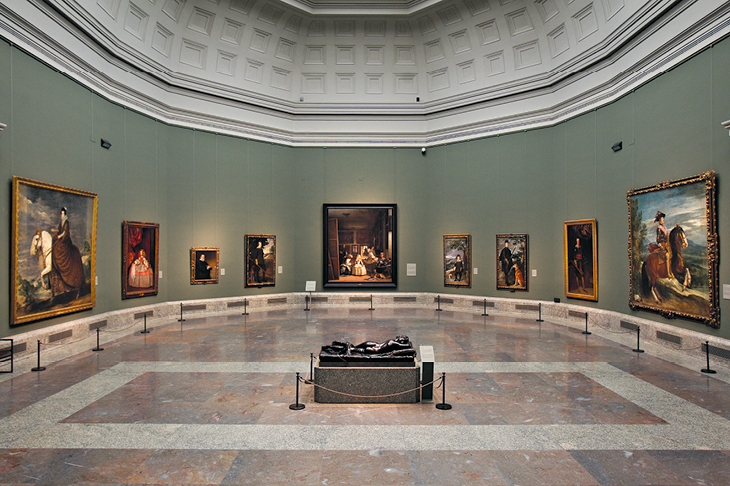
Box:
left=245, top=234, right=276, bottom=287
left=496, top=233, right=528, bottom=291
left=627, top=171, right=718, bottom=327
left=443, top=234, right=471, bottom=288
left=11, top=177, right=98, bottom=326
left=122, top=221, right=160, bottom=299
left=190, top=247, right=219, bottom=285
left=563, top=219, right=598, bottom=301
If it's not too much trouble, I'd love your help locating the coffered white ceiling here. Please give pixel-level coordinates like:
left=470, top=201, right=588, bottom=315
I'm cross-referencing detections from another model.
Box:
left=1, top=0, right=729, bottom=145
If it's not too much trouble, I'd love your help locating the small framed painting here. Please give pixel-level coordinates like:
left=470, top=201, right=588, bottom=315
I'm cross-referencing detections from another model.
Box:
left=190, top=247, right=219, bottom=285
left=11, top=177, right=98, bottom=326
left=564, top=219, right=598, bottom=301
left=122, top=221, right=159, bottom=299
left=496, top=233, right=528, bottom=291
left=245, top=234, right=276, bottom=287
left=443, top=234, right=471, bottom=288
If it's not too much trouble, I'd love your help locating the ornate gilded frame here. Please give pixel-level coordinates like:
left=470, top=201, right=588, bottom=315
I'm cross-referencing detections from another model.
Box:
left=496, top=233, right=528, bottom=291
left=627, top=171, right=718, bottom=328
left=443, top=234, right=471, bottom=288
left=122, top=221, right=160, bottom=299
left=190, top=247, right=219, bottom=285
left=11, top=176, right=98, bottom=326
left=563, top=219, right=598, bottom=301
left=245, top=234, right=276, bottom=287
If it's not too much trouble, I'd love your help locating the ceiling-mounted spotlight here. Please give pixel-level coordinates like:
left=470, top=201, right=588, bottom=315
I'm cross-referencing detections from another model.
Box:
left=100, top=138, right=112, bottom=150
left=611, top=141, right=622, bottom=152
left=421, top=147, right=426, bottom=155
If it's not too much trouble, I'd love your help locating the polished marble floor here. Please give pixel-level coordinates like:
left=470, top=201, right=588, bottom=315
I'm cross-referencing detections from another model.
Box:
left=1, top=308, right=730, bottom=485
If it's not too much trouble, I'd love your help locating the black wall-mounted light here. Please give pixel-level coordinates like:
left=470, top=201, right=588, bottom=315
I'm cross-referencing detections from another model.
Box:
left=611, top=141, right=622, bottom=152
left=100, top=138, right=112, bottom=149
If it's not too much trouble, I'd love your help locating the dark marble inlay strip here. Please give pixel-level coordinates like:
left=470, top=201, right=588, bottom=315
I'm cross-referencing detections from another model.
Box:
left=472, top=300, right=495, bottom=307
left=48, top=330, right=72, bottom=342
left=516, top=304, right=538, bottom=311
left=267, top=298, right=287, bottom=304
left=620, top=321, right=638, bottom=332
left=656, top=331, right=681, bottom=345
left=89, top=320, right=107, bottom=330
left=568, top=310, right=587, bottom=319
left=182, top=304, right=206, bottom=312
left=134, top=311, right=154, bottom=318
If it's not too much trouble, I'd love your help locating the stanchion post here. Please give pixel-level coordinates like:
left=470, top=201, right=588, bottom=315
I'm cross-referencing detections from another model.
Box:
left=308, top=352, right=314, bottom=384
left=436, top=295, right=442, bottom=312
left=304, top=294, right=310, bottom=312
left=482, top=299, right=489, bottom=317
left=701, top=341, right=717, bottom=374
left=31, top=340, right=45, bottom=372
left=582, top=312, right=591, bottom=335
left=242, top=298, right=249, bottom=316
left=141, top=313, right=150, bottom=334
left=178, top=303, right=186, bottom=322
left=92, top=327, right=104, bottom=352
left=536, top=302, right=544, bottom=322
left=369, top=294, right=374, bottom=311
left=435, top=372, right=452, bottom=410
left=632, top=326, right=644, bottom=353
left=289, top=372, right=306, bottom=410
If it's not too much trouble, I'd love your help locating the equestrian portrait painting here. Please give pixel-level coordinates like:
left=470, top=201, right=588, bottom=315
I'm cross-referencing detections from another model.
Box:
left=496, top=233, right=528, bottom=291
left=563, top=219, right=598, bottom=301
left=627, top=171, right=718, bottom=328
left=443, top=234, right=471, bottom=288
left=122, top=221, right=159, bottom=299
left=245, top=234, right=276, bottom=287
left=11, top=177, right=98, bottom=326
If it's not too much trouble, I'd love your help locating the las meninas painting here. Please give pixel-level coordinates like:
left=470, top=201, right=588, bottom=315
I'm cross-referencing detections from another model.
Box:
left=627, top=171, right=718, bottom=328
left=12, top=177, right=98, bottom=326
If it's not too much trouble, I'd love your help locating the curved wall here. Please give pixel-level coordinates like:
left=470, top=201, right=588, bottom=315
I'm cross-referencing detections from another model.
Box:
left=1, top=36, right=729, bottom=339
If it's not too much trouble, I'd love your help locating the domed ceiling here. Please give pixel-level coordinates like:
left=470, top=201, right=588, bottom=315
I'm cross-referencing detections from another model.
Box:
left=1, top=0, right=728, bottom=145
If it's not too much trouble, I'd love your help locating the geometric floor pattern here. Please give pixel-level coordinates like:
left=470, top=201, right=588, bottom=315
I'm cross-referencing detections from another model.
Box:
left=1, top=308, right=730, bottom=485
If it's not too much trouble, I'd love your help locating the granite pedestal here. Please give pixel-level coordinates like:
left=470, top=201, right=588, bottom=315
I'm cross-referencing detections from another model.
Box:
left=314, top=360, right=421, bottom=403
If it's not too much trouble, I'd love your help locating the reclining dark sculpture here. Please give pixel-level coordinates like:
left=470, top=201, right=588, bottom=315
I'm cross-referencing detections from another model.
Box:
left=319, top=335, right=417, bottom=366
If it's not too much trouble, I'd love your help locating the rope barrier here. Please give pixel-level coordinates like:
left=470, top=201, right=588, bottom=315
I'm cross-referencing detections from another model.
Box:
left=300, top=375, right=442, bottom=399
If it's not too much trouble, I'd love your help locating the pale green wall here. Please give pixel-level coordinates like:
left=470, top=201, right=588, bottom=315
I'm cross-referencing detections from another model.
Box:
left=1, top=37, right=729, bottom=340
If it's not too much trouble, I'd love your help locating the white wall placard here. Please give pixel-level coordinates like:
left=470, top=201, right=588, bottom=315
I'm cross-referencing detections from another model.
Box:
left=305, top=281, right=317, bottom=292
left=407, top=263, right=416, bottom=276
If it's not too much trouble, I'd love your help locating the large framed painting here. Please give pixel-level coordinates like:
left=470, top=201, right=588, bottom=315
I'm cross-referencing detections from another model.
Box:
left=443, top=234, right=471, bottom=288
left=11, top=177, right=98, bottom=326
left=496, top=234, right=528, bottom=291
left=245, top=234, right=276, bottom=287
left=190, top=247, right=219, bottom=285
left=627, top=171, right=718, bottom=328
left=323, top=204, right=396, bottom=288
left=122, top=221, right=159, bottom=299
left=564, top=219, right=598, bottom=301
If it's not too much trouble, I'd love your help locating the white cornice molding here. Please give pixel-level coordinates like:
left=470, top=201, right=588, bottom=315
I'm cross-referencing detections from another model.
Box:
left=1, top=0, right=729, bottom=146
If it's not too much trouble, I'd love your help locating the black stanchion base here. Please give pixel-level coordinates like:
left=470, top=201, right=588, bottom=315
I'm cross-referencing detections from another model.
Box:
left=140, top=329, right=151, bottom=334
left=31, top=367, right=46, bottom=372
left=582, top=331, right=592, bottom=335
left=536, top=319, right=544, bottom=322
left=435, top=309, right=442, bottom=312
left=242, top=312, right=249, bottom=316
left=435, top=403, right=452, bottom=410
left=178, top=319, right=186, bottom=322
left=303, top=309, right=310, bottom=312
left=289, top=403, right=305, bottom=410
left=701, top=368, right=717, bottom=374
left=92, top=347, right=104, bottom=352
left=633, top=349, right=644, bottom=353
left=482, top=314, right=489, bottom=317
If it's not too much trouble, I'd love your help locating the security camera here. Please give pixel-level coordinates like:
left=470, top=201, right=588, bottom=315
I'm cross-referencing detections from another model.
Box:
left=421, top=147, right=426, bottom=155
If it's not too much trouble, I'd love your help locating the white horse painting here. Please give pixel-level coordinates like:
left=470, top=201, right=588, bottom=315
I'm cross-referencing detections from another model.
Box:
left=30, top=229, right=54, bottom=291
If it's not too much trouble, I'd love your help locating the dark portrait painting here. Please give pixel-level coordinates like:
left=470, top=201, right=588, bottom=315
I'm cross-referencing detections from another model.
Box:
left=122, top=221, right=159, bottom=299
left=563, top=219, right=597, bottom=301
left=190, top=247, right=219, bottom=285
left=245, top=234, right=276, bottom=287
left=496, top=234, right=528, bottom=291
left=324, top=204, right=396, bottom=289
left=11, top=177, right=98, bottom=326
left=627, top=172, right=718, bottom=327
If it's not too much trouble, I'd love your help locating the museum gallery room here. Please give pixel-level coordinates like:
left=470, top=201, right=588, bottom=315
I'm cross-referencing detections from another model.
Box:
left=2, top=0, right=730, bottom=484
